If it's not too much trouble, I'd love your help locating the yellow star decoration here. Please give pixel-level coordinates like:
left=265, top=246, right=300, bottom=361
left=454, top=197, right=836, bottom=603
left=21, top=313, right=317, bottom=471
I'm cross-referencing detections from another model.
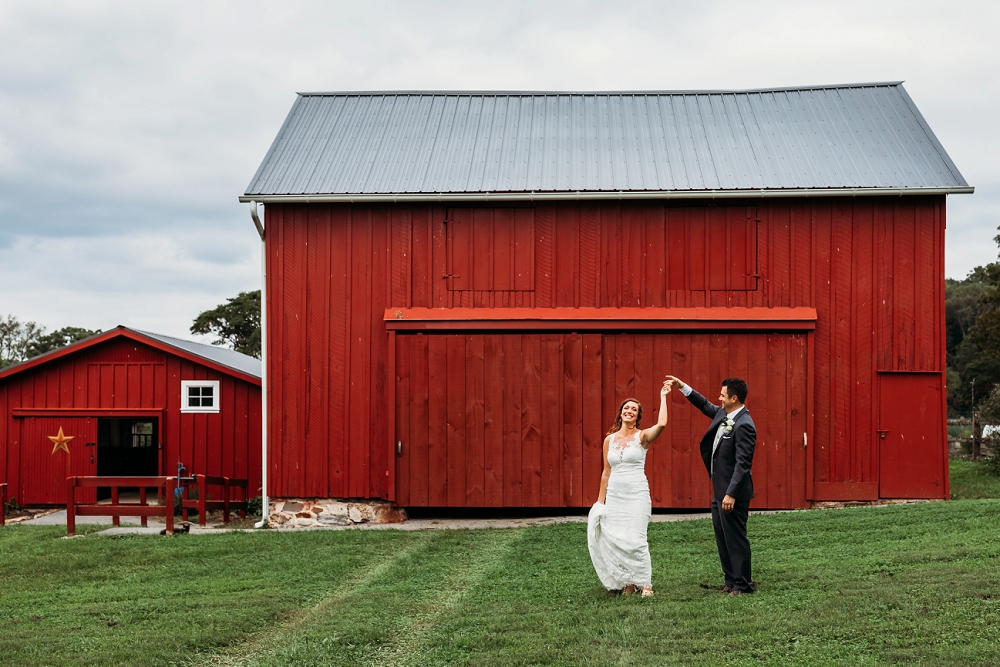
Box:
left=48, top=427, right=74, bottom=455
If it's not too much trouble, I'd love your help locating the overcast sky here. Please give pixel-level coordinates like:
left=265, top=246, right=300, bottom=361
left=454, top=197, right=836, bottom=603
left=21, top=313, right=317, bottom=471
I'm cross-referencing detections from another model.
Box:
left=1, top=1, right=997, bottom=340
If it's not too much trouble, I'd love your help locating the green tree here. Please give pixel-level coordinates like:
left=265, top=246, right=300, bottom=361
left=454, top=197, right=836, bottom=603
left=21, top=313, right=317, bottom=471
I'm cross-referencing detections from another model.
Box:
left=191, top=290, right=261, bottom=358
left=26, top=327, right=99, bottom=358
left=0, top=315, right=44, bottom=369
left=946, top=275, right=990, bottom=372
left=950, top=227, right=1000, bottom=414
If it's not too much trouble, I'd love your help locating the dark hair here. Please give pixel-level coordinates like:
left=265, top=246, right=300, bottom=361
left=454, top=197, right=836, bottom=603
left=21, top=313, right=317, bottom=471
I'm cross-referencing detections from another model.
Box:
left=722, top=378, right=748, bottom=404
left=607, top=398, right=643, bottom=435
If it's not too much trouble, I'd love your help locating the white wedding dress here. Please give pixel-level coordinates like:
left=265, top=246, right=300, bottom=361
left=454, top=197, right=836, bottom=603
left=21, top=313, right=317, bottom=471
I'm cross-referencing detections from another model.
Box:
left=588, top=430, right=652, bottom=590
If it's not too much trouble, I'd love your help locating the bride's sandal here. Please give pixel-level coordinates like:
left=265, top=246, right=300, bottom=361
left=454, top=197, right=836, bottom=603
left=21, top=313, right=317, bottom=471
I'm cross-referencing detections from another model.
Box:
left=641, top=587, right=654, bottom=597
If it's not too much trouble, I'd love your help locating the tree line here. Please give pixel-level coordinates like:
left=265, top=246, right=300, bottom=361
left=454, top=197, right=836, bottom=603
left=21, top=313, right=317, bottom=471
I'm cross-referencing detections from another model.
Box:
left=947, top=228, right=1000, bottom=417
left=0, top=317, right=99, bottom=369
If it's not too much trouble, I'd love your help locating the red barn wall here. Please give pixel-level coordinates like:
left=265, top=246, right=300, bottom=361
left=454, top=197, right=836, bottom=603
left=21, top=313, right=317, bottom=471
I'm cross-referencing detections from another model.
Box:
left=264, top=197, right=947, bottom=506
left=0, top=338, right=262, bottom=505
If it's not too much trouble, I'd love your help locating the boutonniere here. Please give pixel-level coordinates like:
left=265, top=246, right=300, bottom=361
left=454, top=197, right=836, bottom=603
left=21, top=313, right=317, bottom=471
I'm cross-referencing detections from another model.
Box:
left=722, top=416, right=735, bottom=434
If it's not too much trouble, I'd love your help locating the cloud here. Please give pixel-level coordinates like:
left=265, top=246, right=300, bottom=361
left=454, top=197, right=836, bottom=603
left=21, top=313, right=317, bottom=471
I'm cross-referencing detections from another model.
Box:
left=0, top=0, right=997, bottom=338
left=0, top=229, right=259, bottom=338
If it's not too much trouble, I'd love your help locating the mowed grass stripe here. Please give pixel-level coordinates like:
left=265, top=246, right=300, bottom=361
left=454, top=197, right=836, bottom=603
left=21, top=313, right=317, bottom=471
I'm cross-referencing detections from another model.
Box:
left=0, top=527, right=418, bottom=667
left=204, top=529, right=524, bottom=667
left=378, top=529, right=523, bottom=667
left=401, top=504, right=1000, bottom=666
left=198, top=531, right=437, bottom=667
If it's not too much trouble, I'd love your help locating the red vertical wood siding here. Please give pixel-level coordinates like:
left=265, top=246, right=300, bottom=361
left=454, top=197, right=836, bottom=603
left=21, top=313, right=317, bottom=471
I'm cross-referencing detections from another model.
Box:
left=264, top=197, right=948, bottom=504
left=0, top=337, right=261, bottom=506
left=394, top=332, right=808, bottom=508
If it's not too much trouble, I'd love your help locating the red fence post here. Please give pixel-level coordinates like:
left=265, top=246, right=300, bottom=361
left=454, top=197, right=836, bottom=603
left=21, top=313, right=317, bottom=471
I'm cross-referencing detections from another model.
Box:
left=181, top=481, right=189, bottom=523
left=0, top=483, right=6, bottom=527
left=165, top=477, right=176, bottom=536
left=223, top=477, right=231, bottom=524
left=66, top=477, right=76, bottom=537
left=198, top=475, right=207, bottom=527
left=139, top=486, right=148, bottom=528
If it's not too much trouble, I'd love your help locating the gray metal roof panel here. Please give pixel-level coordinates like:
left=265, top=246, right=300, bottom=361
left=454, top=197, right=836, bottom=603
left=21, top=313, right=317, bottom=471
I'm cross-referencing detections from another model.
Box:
left=244, top=83, right=969, bottom=197
left=137, top=330, right=261, bottom=379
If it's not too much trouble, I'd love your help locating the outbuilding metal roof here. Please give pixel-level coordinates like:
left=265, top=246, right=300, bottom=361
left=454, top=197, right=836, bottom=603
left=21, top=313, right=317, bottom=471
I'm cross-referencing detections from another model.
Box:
left=137, top=330, right=261, bottom=379
left=241, top=82, right=971, bottom=202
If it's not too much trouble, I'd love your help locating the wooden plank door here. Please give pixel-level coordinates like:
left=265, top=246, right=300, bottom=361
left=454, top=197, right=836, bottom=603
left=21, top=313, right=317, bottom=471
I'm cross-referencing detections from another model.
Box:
left=18, top=417, right=98, bottom=505
left=394, top=331, right=809, bottom=509
left=393, top=331, right=598, bottom=508
left=878, top=373, right=947, bottom=499
left=629, top=332, right=808, bottom=510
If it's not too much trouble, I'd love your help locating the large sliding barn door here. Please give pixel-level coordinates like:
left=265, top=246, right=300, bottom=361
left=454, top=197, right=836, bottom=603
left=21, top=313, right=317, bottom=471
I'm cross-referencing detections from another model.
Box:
left=393, top=332, right=809, bottom=509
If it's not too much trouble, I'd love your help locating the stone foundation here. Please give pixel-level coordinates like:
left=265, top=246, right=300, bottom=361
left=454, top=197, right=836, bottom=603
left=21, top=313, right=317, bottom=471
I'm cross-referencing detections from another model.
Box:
left=268, top=499, right=407, bottom=528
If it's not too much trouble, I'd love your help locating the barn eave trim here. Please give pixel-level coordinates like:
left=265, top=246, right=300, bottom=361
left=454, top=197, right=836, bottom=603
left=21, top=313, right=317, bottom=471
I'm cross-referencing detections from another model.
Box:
left=240, top=187, right=972, bottom=204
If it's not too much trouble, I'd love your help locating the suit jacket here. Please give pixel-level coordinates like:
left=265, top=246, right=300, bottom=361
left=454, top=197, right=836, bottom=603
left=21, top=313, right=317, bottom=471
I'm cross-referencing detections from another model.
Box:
left=685, top=389, right=756, bottom=502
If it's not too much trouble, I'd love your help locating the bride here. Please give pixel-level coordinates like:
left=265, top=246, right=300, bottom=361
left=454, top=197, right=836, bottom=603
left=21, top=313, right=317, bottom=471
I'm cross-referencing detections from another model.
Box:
left=588, top=380, right=671, bottom=597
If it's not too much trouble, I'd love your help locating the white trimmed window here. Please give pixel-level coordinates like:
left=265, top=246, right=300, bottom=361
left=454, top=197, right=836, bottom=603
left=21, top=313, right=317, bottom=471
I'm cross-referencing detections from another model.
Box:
left=181, top=380, right=220, bottom=413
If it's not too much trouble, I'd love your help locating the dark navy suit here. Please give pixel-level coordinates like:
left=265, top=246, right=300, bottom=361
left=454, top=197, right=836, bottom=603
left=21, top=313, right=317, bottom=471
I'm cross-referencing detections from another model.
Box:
left=686, top=388, right=756, bottom=593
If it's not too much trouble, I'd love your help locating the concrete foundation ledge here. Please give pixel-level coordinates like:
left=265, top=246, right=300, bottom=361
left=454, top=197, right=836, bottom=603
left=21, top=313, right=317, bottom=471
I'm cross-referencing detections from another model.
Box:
left=268, top=499, right=407, bottom=528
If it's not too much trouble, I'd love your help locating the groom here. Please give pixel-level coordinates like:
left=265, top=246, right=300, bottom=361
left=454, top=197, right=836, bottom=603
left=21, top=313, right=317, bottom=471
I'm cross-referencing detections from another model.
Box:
left=667, top=376, right=756, bottom=596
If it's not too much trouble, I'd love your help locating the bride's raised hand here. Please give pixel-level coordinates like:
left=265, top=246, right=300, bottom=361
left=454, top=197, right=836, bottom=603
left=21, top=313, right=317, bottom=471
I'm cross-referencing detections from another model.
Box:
left=660, top=380, right=672, bottom=397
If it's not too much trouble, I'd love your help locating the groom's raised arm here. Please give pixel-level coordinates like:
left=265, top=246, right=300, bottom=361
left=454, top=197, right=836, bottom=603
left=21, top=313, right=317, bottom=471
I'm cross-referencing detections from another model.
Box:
left=667, top=376, right=721, bottom=421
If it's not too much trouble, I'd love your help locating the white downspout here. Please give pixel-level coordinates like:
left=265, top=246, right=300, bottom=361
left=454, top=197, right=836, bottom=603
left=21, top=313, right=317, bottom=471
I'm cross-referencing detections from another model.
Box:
left=250, top=201, right=269, bottom=528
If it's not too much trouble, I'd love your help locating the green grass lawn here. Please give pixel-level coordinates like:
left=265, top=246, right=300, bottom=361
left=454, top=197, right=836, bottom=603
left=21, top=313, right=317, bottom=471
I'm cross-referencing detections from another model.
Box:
left=2, top=497, right=1000, bottom=666
left=949, top=458, right=1000, bottom=499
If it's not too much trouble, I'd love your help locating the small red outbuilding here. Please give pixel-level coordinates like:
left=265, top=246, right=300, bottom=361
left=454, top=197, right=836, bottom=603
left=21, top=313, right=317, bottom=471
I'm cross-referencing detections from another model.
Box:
left=0, top=327, right=261, bottom=506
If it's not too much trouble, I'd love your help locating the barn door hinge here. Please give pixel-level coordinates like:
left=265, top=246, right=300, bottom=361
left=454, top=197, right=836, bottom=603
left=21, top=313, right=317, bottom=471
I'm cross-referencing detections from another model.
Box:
left=396, top=441, right=403, bottom=456
left=803, top=433, right=807, bottom=448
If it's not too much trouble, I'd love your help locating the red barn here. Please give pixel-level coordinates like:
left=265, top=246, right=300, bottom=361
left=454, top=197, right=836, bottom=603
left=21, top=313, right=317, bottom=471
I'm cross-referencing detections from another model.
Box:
left=241, top=83, right=971, bottom=511
left=0, top=327, right=261, bottom=505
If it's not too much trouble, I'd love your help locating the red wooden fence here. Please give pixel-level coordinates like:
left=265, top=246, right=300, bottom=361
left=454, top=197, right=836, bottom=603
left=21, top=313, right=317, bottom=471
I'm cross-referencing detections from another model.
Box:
left=180, top=474, right=248, bottom=527
left=66, top=476, right=177, bottom=536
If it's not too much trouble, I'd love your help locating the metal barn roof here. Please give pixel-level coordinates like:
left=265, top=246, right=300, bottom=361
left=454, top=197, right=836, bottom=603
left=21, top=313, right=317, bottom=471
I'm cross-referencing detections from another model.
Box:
left=137, top=330, right=262, bottom=379
left=241, top=82, right=971, bottom=202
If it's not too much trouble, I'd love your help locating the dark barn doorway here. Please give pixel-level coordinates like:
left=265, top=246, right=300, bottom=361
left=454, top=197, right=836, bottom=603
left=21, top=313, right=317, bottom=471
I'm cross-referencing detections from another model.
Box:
left=97, top=418, right=160, bottom=499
